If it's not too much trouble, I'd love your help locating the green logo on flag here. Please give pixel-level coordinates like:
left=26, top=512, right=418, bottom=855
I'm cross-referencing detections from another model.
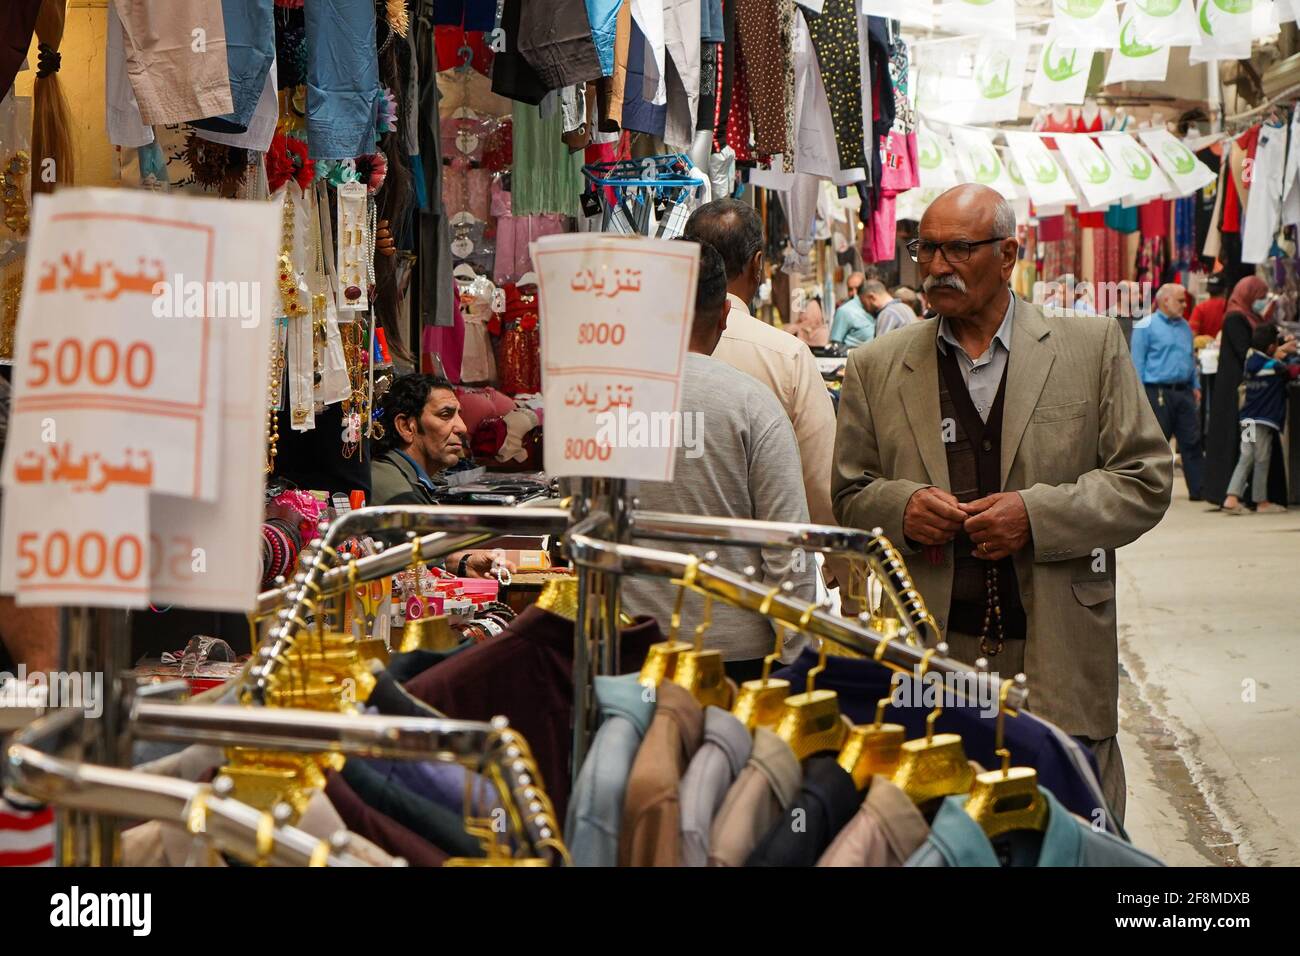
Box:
left=1042, top=39, right=1084, bottom=81
left=972, top=145, right=1002, bottom=184
left=1029, top=150, right=1061, bottom=184
left=1007, top=155, right=1026, bottom=185
left=1119, top=17, right=1160, bottom=57
left=1162, top=140, right=1197, bottom=174
left=977, top=51, right=1014, bottom=98
left=1056, top=0, right=1105, bottom=17
left=1122, top=144, right=1153, bottom=180
left=1084, top=153, right=1113, bottom=184
left=1212, top=0, right=1254, bottom=13
left=919, top=135, right=944, bottom=170
left=1200, top=0, right=1215, bottom=35
left=961, top=0, right=997, bottom=5
left=1135, top=0, right=1181, bottom=15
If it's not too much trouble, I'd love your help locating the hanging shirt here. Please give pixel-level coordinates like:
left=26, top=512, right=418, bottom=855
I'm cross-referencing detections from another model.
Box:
left=745, top=753, right=861, bottom=866
left=567, top=673, right=656, bottom=867
left=904, top=788, right=1163, bottom=867
left=817, top=775, right=930, bottom=867
left=1131, top=310, right=1199, bottom=388
left=707, top=727, right=802, bottom=866
left=1241, top=120, right=1288, bottom=264
left=678, top=706, right=752, bottom=866
left=830, top=295, right=876, bottom=348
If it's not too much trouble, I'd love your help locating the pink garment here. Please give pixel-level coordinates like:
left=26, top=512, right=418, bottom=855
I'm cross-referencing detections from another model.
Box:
left=785, top=299, right=829, bottom=346
left=454, top=386, right=516, bottom=434
left=444, top=160, right=492, bottom=221
left=862, top=193, right=897, bottom=263
left=423, top=309, right=465, bottom=383
left=459, top=286, right=497, bottom=385
left=493, top=218, right=568, bottom=283
left=879, top=130, right=918, bottom=193
left=441, top=116, right=491, bottom=162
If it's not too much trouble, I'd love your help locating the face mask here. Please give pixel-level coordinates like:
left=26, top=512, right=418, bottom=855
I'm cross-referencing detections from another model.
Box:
left=1252, top=298, right=1269, bottom=315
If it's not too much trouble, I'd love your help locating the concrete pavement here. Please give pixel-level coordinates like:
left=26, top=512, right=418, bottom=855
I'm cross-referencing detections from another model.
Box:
left=1117, top=495, right=1300, bottom=867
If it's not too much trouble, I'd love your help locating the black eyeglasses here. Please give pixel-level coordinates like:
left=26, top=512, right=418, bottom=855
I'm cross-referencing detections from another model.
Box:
left=906, top=236, right=1008, bottom=264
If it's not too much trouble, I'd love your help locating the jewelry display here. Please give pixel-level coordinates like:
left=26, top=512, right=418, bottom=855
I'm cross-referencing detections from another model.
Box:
left=1, top=150, right=31, bottom=236
left=265, top=318, right=287, bottom=473
left=0, top=264, right=22, bottom=361
left=336, top=181, right=369, bottom=311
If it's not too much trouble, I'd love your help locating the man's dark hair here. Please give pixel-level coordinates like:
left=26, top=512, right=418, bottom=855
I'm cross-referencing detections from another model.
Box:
left=683, top=198, right=762, bottom=280
left=860, top=279, right=888, bottom=299
left=676, top=238, right=728, bottom=338
left=1206, top=273, right=1226, bottom=295
left=1251, top=322, right=1280, bottom=353
left=377, top=373, right=455, bottom=450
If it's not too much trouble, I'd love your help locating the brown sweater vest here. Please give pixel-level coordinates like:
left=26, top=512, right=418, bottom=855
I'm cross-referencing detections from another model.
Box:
left=937, top=347, right=1027, bottom=641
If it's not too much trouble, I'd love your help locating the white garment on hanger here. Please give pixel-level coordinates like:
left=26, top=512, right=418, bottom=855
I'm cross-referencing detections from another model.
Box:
left=105, top=2, right=154, bottom=148
left=196, top=59, right=279, bottom=152
left=631, top=0, right=668, bottom=106
left=1282, top=109, right=1300, bottom=228
left=662, top=0, right=701, bottom=149
left=1242, top=120, right=1288, bottom=263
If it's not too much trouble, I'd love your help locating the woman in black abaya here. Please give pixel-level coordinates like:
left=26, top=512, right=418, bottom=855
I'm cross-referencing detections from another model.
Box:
left=1203, top=276, right=1288, bottom=507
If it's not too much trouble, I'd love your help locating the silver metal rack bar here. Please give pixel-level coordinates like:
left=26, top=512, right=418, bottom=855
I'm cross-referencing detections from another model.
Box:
left=129, top=702, right=565, bottom=864
left=5, top=709, right=375, bottom=867
left=566, top=531, right=1028, bottom=713
left=630, top=511, right=941, bottom=645
left=248, top=505, right=570, bottom=702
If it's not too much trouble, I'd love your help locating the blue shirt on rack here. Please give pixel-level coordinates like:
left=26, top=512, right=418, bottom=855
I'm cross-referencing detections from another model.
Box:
left=830, top=296, right=876, bottom=348
left=1131, top=310, right=1200, bottom=389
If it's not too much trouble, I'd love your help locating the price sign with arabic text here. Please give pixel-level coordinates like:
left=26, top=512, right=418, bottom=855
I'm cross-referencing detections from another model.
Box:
left=533, top=234, right=698, bottom=481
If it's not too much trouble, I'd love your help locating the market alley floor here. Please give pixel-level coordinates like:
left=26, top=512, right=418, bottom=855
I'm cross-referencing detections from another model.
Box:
left=1117, top=495, right=1300, bottom=867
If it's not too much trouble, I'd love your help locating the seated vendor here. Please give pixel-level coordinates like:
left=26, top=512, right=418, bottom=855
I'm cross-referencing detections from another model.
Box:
left=371, top=373, right=513, bottom=579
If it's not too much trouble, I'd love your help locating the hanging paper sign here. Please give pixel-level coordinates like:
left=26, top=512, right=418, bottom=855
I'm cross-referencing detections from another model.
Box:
left=1028, top=21, right=1096, bottom=105
left=862, top=0, right=935, bottom=28
left=1054, top=0, right=1122, bottom=48
left=1279, top=0, right=1298, bottom=23
left=917, top=123, right=961, bottom=189
left=1138, top=128, right=1218, bottom=195
left=895, top=187, right=949, bottom=223
left=1105, top=8, right=1171, bottom=83
left=1005, top=130, right=1082, bottom=206
left=1190, top=0, right=1255, bottom=60
left=1131, top=0, right=1202, bottom=44
left=1054, top=133, right=1129, bottom=207
left=0, top=188, right=278, bottom=611
left=533, top=234, right=697, bottom=482
left=937, top=0, right=1017, bottom=39
left=1097, top=133, right=1174, bottom=204
left=951, top=126, right=1022, bottom=201
left=969, top=33, right=1031, bottom=123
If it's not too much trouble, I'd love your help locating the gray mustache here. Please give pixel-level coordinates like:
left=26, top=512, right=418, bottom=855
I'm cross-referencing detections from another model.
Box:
left=923, top=274, right=968, bottom=294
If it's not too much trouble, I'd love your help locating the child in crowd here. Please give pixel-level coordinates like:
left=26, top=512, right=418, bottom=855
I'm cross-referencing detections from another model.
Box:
left=1223, top=323, right=1300, bottom=514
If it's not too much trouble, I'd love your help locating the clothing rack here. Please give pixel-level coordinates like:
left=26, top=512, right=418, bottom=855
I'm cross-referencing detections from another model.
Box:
left=6, top=707, right=377, bottom=867
left=247, top=497, right=1029, bottom=776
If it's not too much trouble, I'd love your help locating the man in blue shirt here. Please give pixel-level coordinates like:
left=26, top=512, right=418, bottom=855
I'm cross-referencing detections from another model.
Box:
left=1131, top=284, right=1203, bottom=500
left=830, top=280, right=878, bottom=348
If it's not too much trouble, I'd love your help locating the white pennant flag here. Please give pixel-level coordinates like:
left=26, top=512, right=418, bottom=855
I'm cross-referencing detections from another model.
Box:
left=1190, top=0, right=1255, bottom=61
left=937, top=0, right=1018, bottom=39
left=1138, top=127, right=1218, bottom=195
left=1279, top=0, right=1298, bottom=23
left=1097, top=133, right=1175, bottom=204
left=862, top=0, right=934, bottom=28
left=1253, top=0, right=1281, bottom=37
left=1054, top=0, right=1122, bottom=48
left=1054, top=132, right=1130, bottom=207
left=1105, top=6, right=1171, bottom=83
left=1029, top=20, right=1096, bottom=105
left=1004, top=131, right=1081, bottom=207
left=1131, top=0, right=1201, bottom=46
left=950, top=126, right=1022, bottom=201
left=916, top=123, right=961, bottom=189
left=969, top=32, right=1031, bottom=123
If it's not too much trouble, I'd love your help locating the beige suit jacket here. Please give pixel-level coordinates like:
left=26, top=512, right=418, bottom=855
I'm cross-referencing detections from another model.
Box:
left=832, top=298, right=1172, bottom=738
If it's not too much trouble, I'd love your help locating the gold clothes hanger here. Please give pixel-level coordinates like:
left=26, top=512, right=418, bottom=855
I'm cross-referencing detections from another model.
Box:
left=732, top=587, right=792, bottom=730
left=775, top=605, right=849, bottom=760
left=891, top=649, right=975, bottom=804
left=671, top=587, right=733, bottom=708
left=638, top=556, right=699, bottom=687
left=837, top=635, right=906, bottom=788
left=964, top=679, right=1048, bottom=837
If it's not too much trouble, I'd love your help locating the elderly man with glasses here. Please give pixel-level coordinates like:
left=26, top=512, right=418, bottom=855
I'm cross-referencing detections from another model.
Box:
left=831, top=184, right=1172, bottom=824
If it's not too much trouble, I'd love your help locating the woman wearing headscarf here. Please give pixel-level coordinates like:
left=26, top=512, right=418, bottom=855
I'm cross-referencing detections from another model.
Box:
left=1203, top=276, right=1288, bottom=507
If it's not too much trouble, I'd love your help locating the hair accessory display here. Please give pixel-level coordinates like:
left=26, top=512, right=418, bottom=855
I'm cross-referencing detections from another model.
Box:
left=336, top=181, right=370, bottom=311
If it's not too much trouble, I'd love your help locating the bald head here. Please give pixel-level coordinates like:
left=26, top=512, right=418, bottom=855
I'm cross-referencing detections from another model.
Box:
left=924, top=184, right=1017, bottom=239
left=1155, top=283, right=1188, bottom=318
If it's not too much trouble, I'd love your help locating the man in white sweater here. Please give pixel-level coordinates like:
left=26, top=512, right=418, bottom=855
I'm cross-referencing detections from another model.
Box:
left=622, top=241, right=814, bottom=675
